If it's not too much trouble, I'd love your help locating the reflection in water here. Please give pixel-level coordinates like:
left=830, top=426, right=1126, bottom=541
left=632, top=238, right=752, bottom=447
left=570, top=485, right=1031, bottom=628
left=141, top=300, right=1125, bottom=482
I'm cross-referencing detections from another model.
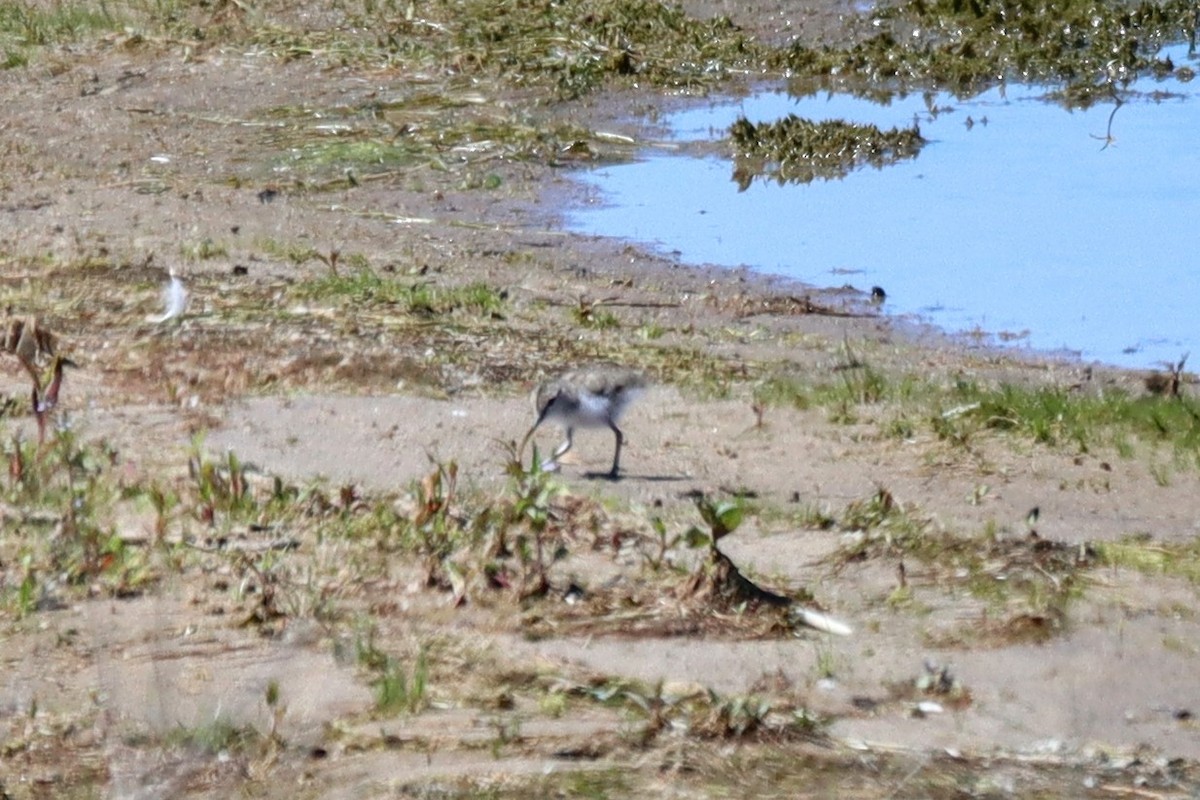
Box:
left=566, top=45, right=1200, bottom=368
left=729, top=115, right=927, bottom=189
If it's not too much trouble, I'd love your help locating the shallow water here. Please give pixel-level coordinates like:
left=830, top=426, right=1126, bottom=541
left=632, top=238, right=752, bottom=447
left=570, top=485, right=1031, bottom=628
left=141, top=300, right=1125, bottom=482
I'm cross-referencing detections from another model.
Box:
left=567, top=45, right=1200, bottom=368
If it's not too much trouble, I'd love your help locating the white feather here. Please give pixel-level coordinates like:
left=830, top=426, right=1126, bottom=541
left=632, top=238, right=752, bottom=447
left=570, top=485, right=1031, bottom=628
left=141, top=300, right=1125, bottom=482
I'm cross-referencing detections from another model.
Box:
left=147, top=270, right=188, bottom=323
left=793, top=607, right=853, bottom=637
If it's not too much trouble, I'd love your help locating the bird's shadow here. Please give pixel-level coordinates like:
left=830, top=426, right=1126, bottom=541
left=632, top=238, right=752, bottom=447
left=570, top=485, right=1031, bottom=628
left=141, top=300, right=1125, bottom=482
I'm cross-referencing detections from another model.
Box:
left=583, top=471, right=688, bottom=483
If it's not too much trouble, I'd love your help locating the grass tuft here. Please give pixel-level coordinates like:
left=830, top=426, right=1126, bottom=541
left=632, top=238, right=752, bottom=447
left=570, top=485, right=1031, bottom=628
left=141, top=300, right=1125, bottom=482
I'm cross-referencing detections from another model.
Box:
left=296, top=267, right=506, bottom=317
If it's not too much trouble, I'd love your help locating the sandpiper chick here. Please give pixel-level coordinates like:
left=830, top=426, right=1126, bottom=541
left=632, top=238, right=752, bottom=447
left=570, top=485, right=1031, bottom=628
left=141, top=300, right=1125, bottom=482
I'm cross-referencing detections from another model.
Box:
left=518, top=365, right=647, bottom=479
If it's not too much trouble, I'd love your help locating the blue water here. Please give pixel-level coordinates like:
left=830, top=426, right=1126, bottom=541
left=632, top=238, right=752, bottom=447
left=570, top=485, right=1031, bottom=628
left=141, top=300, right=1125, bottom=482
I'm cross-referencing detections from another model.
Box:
left=566, top=46, right=1200, bottom=368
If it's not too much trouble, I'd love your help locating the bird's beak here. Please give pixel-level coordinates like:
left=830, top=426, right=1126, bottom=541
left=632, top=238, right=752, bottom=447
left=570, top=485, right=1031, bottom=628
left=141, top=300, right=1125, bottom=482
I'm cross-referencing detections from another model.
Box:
left=517, top=404, right=552, bottom=466
left=517, top=424, right=538, bottom=466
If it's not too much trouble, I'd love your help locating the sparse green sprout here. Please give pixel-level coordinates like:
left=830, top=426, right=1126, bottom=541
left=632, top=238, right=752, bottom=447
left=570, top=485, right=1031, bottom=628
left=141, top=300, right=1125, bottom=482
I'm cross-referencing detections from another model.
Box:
left=180, top=238, right=228, bottom=262
left=505, top=447, right=567, bottom=597
left=1151, top=462, right=1172, bottom=487
left=15, top=555, right=37, bottom=618
left=187, top=437, right=259, bottom=524
left=694, top=495, right=744, bottom=543
left=645, top=515, right=680, bottom=570
left=355, top=625, right=430, bottom=716
left=168, top=719, right=260, bottom=756
left=813, top=642, right=838, bottom=680
left=885, top=584, right=914, bottom=608
left=636, top=323, right=666, bottom=340
left=539, top=692, right=568, bottom=718
left=257, top=237, right=322, bottom=265
left=572, top=298, right=620, bottom=329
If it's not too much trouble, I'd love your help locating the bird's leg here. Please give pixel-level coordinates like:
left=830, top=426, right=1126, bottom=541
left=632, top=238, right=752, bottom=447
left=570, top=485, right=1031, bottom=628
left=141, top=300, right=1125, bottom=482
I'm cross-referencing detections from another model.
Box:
left=31, top=384, right=46, bottom=444
left=607, top=422, right=625, bottom=479
left=32, top=357, right=74, bottom=446
left=42, top=356, right=69, bottom=410
left=543, top=427, right=573, bottom=472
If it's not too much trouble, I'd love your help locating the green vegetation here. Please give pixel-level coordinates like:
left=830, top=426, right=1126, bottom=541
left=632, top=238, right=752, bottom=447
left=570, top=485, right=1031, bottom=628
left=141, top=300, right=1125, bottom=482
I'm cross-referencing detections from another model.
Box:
left=1097, top=535, right=1200, bottom=585
left=1, top=430, right=153, bottom=616
left=0, top=2, right=117, bottom=53
left=255, top=237, right=329, bottom=266
left=165, top=718, right=261, bottom=756
left=295, top=267, right=506, bottom=317
left=357, top=631, right=431, bottom=715
left=942, top=380, right=1200, bottom=461
left=809, top=488, right=1093, bottom=644
left=756, top=359, right=1200, bottom=468
left=3, top=0, right=757, bottom=97
left=276, top=107, right=614, bottom=183
left=438, top=0, right=759, bottom=98
left=180, top=237, right=229, bottom=262
left=573, top=299, right=621, bottom=329
left=290, top=139, right=425, bottom=172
